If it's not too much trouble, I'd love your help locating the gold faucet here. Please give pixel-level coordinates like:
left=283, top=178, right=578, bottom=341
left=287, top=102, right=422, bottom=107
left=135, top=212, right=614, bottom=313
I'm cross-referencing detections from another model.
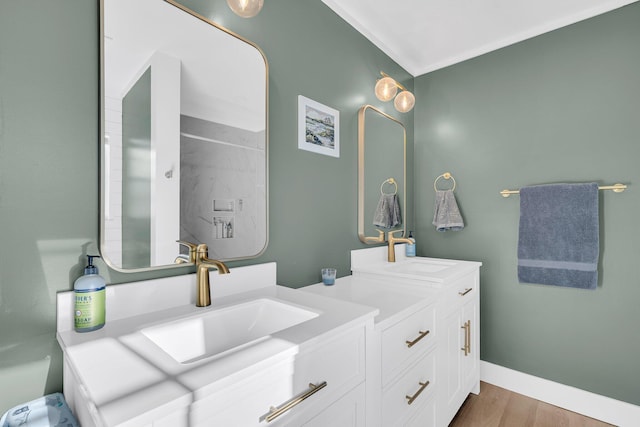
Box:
left=175, top=240, right=198, bottom=264
left=387, top=230, right=414, bottom=262
left=195, top=243, right=230, bottom=307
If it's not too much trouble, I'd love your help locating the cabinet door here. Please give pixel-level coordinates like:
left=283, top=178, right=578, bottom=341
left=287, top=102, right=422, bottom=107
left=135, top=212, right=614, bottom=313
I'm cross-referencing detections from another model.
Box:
left=443, top=308, right=464, bottom=414
left=441, top=298, right=479, bottom=426
left=460, top=299, right=479, bottom=392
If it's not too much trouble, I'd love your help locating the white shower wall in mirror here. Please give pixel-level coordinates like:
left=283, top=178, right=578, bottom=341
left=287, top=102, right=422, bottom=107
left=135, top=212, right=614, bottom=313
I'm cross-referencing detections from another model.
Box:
left=179, top=116, right=266, bottom=259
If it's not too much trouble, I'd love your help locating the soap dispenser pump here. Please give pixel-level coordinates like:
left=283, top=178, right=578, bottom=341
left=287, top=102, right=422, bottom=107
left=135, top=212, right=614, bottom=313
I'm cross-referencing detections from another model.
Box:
left=74, top=255, right=106, bottom=332
left=405, top=231, right=416, bottom=257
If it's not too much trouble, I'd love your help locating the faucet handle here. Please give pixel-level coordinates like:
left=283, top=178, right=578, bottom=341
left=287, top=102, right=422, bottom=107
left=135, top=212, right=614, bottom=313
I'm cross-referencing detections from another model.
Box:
left=364, top=229, right=385, bottom=243
left=196, top=243, right=210, bottom=259
left=176, top=240, right=198, bottom=263
left=387, top=229, right=404, bottom=238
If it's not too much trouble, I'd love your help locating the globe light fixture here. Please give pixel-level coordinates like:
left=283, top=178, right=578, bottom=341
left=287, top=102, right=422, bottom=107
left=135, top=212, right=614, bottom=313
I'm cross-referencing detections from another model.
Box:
left=374, top=76, right=398, bottom=102
left=374, top=71, right=415, bottom=113
left=227, top=0, right=264, bottom=18
left=394, top=90, right=415, bottom=113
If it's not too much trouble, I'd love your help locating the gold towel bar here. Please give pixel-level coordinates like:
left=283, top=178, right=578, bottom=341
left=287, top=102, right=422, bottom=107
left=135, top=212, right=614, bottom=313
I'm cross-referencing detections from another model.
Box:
left=500, top=183, right=627, bottom=198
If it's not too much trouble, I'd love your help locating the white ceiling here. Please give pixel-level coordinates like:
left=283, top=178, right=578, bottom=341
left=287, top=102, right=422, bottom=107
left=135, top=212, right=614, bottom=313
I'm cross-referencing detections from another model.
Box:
left=321, top=0, right=638, bottom=77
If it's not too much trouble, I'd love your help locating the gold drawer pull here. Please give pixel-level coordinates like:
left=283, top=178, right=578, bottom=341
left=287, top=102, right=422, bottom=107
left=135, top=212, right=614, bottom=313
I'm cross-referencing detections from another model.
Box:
left=405, top=330, right=430, bottom=348
left=260, top=381, right=327, bottom=422
left=460, top=320, right=471, bottom=356
left=405, top=380, right=430, bottom=405
left=458, top=288, right=473, bottom=296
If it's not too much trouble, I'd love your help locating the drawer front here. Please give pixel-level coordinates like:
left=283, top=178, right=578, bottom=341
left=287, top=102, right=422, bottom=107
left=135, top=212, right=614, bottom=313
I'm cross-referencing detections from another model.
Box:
left=382, top=349, right=436, bottom=427
left=191, top=327, right=365, bottom=426
left=381, top=303, right=436, bottom=386
left=405, top=394, right=436, bottom=427
left=298, top=383, right=366, bottom=427
left=442, top=272, right=478, bottom=317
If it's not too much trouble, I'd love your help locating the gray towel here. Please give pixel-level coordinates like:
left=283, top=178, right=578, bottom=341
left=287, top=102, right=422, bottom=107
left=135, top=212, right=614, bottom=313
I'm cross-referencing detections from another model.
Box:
left=432, top=190, right=464, bottom=232
left=518, top=183, right=599, bottom=289
left=373, top=193, right=401, bottom=229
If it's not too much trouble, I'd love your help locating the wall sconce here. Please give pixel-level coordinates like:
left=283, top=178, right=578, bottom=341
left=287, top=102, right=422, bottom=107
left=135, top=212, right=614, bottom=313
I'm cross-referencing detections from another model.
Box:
left=374, top=71, right=415, bottom=113
left=227, top=0, right=264, bottom=18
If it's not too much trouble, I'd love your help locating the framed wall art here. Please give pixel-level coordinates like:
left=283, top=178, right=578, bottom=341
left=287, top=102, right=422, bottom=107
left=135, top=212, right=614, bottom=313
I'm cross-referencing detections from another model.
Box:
left=298, top=95, right=340, bottom=158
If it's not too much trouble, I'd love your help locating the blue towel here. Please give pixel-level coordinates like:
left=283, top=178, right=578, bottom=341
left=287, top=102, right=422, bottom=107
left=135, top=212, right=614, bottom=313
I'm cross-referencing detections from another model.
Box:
left=517, top=183, right=599, bottom=289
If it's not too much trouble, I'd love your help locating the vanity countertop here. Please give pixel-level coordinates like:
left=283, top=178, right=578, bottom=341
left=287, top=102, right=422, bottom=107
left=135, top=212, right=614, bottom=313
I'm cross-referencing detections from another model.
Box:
left=350, top=245, right=482, bottom=285
left=303, top=247, right=482, bottom=330
left=56, top=263, right=378, bottom=427
left=301, top=275, right=438, bottom=330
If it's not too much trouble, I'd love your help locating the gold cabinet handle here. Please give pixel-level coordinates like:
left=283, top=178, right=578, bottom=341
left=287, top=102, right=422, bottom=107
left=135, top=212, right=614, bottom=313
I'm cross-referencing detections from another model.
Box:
left=458, top=288, right=473, bottom=296
left=405, top=380, right=430, bottom=405
left=460, top=320, right=471, bottom=356
left=260, top=381, right=327, bottom=423
left=405, top=330, right=430, bottom=348
left=460, top=322, right=467, bottom=355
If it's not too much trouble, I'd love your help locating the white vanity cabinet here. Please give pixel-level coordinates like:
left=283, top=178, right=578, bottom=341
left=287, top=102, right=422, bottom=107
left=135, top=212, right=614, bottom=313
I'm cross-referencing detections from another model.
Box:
left=56, top=265, right=377, bottom=427
left=302, top=279, right=441, bottom=427
left=379, top=302, right=438, bottom=426
left=61, top=323, right=368, bottom=427
left=439, top=271, right=480, bottom=426
left=304, top=247, right=481, bottom=427
left=188, top=325, right=368, bottom=427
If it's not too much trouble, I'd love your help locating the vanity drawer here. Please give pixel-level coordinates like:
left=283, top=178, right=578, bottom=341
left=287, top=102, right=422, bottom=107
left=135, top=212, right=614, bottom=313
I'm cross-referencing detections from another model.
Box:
left=442, top=272, right=478, bottom=317
left=190, top=327, right=365, bottom=426
left=297, top=382, right=366, bottom=427
left=381, top=303, right=436, bottom=386
left=382, top=348, right=436, bottom=427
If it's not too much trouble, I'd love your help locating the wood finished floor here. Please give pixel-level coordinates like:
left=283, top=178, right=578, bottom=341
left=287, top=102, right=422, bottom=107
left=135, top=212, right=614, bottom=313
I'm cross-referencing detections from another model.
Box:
left=449, top=382, right=614, bottom=427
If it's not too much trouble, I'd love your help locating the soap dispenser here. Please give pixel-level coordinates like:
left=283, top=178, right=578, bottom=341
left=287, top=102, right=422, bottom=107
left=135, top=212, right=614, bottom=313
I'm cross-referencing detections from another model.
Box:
left=74, top=255, right=106, bottom=332
left=405, top=231, right=416, bottom=257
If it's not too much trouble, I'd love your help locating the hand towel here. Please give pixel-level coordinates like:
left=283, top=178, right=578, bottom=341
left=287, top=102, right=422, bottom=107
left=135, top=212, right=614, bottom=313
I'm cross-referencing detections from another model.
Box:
left=432, top=190, right=464, bottom=232
left=518, top=183, right=599, bottom=289
left=373, top=193, right=401, bottom=229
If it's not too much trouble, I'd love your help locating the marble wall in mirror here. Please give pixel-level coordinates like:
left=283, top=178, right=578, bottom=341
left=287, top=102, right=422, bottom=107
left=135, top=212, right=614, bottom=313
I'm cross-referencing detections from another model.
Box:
left=101, top=0, right=268, bottom=271
left=358, top=105, right=406, bottom=244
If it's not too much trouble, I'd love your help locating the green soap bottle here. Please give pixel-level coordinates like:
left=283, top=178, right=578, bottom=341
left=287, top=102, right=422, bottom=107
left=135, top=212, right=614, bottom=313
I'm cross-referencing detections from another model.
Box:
left=74, top=255, right=106, bottom=332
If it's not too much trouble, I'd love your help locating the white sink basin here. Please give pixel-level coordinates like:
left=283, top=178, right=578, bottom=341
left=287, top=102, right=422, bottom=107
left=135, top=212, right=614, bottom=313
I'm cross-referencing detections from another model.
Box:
left=386, top=259, right=456, bottom=275
left=141, top=298, right=319, bottom=364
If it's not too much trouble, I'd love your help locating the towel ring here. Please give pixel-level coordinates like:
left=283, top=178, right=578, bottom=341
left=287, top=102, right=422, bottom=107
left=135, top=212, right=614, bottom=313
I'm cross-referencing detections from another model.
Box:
left=434, top=172, right=456, bottom=192
left=381, top=178, right=398, bottom=195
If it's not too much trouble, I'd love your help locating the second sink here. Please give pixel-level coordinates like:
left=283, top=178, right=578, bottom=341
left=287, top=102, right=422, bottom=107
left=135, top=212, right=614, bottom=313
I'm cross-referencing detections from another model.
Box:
left=386, top=258, right=456, bottom=275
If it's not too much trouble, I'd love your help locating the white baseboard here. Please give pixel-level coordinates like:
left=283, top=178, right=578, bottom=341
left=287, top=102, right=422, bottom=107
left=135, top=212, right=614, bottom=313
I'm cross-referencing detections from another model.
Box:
left=480, top=361, right=640, bottom=427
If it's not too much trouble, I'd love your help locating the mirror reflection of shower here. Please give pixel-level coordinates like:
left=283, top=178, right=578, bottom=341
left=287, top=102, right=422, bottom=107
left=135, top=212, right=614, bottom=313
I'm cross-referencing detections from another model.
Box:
left=101, top=0, right=267, bottom=270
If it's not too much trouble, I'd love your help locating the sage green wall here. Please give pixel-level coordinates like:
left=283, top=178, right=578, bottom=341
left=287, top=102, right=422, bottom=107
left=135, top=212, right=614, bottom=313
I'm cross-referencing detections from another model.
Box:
left=0, top=0, right=413, bottom=412
left=414, top=3, right=640, bottom=405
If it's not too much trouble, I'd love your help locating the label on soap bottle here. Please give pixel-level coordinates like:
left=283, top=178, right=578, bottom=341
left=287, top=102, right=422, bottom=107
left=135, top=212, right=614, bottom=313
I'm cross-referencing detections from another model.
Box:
left=74, top=288, right=106, bottom=331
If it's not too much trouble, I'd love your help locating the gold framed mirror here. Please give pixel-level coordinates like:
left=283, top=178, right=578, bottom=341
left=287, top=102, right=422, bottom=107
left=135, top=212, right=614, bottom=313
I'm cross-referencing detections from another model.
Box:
left=100, top=0, right=268, bottom=271
left=357, top=105, right=407, bottom=244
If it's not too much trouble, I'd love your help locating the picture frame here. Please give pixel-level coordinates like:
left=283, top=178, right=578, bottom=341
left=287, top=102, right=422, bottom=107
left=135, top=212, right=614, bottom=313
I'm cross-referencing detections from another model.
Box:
left=298, top=95, right=340, bottom=158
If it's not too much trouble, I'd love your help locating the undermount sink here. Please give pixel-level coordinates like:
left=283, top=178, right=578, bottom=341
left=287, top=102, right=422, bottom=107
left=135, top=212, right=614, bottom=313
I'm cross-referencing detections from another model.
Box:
left=385, top=259, right=456, bottom=275
left=141, top=298, right=319, bottom=364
